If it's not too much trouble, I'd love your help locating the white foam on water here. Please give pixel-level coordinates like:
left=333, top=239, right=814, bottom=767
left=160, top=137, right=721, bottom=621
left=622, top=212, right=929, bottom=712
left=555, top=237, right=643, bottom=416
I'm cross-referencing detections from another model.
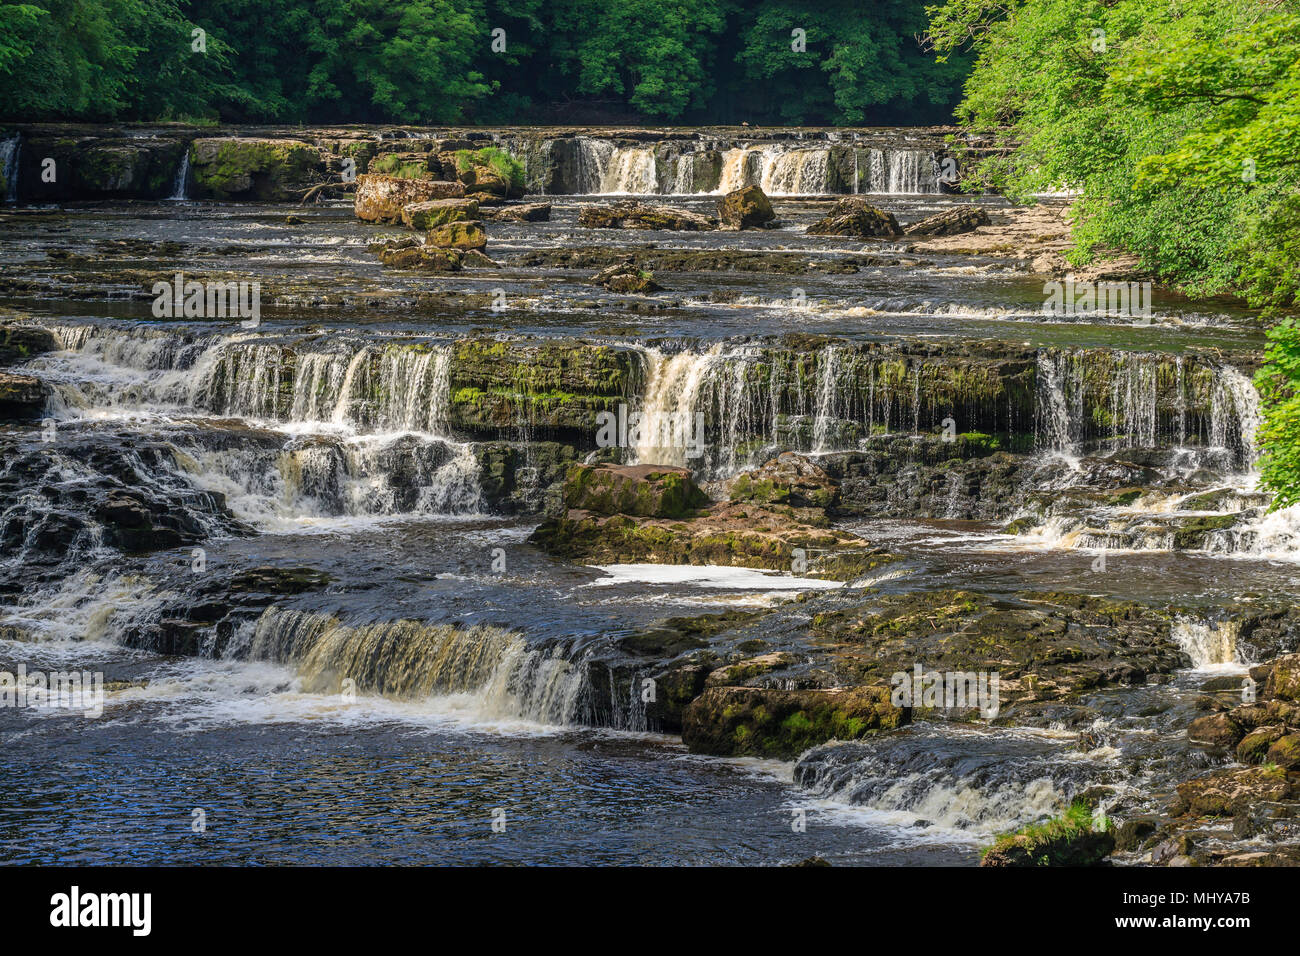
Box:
left=584, top=564, right=844, bottom=590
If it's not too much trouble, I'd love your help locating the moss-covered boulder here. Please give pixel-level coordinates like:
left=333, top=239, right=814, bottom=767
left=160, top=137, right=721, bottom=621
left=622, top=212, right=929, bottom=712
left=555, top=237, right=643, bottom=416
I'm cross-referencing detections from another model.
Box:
left=401, top=197, right=479, bottom=230
left=189, top=138, right=325, bottom=201
left=0, top=325, right=59, bottom=366
left=681, top=685, right=906, bottom=758
left=806, top=198, right=902, bottom=238
left=1169, top=765, right=1295, bottom=818
left=529, top=499, right=892, bottom=580
left=717, top=185, right=775, bottom=230
left=1267, top=653, right=1300, bottom=702
left=427, top=220, right=487, bottom=251
left=563, top=463, right=709, bottom=518
left=484, top=201, right=552, bottom=223
left=981, top=803, right=1114, bottom=866
left=0, top=371, right=47, bottom=420
left=446, top=339, right=633, bottom=440
left=591, top=261, right=662, bottom=293
left=727, top=452, right=839, bottom=510
left=15, top=135, right=187, bottom=200
left=354, top=174, right=466, bottom=223
left=905, top=206, right=990, bottom=237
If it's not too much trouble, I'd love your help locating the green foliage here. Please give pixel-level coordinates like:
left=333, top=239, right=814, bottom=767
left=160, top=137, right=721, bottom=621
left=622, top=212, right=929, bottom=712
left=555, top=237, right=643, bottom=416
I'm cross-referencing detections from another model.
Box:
left=982, top=800, right=1105, bottom=862
left=0, top=0, right=968, bottom=124
left=735, top=0, right=969, bottom=124
left=1258, top=318, right=1300, bottom=510
left=927, top=0, right=1300, bottom=503
left=453, top=146, right=523, bottom=190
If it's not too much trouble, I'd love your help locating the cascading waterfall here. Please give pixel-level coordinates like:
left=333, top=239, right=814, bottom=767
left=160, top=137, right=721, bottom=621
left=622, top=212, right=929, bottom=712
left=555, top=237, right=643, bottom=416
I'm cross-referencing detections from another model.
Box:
left=573, top=137, right=616, bottom=193
left=244, top=607, right=592, bottom=724
left=35, top=326, right=483, bottom=521
left=564, top=137, right=947, bottom=196
left=168, top=150, right=190, bottom=201
left=758, top=147, right=830, bottom=195
left=1035, top=351, right=1082, bottom=460
left=1033, top=349, right=1260, bottom=469
left=1, top=133, right=20, bottom=202
left=1171, top=617, right=1246, bottom=671
left=599, top=146, right=658, bottom=194
left=793, top=729, right=1101, bottom=834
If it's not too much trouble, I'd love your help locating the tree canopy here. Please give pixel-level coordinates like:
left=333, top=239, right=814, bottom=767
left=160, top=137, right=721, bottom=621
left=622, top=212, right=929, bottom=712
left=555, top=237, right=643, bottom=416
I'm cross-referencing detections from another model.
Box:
left=0, top=0, right=968, bottom=124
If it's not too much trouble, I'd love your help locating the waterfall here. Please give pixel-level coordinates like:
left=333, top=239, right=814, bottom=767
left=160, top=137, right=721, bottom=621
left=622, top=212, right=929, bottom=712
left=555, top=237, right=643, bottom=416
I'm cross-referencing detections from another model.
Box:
left=549, top=136, right=949, bottom=196
left=167, top=150, right=191, bottom=201
left=669, top=153, right=696, bottom=194
left=717, top=148, right=757, bottom=193
left=859, top=148, right=939, bottom=194
left=1035, top=351, right=1080, bottom=459
left=811, top=345, right=841, bottom=453
left=1, top=133, right=20, bottom=202
left=631, top=346, right=724, bottom=467
left=1210, top=366, right=1262, bottom=466
left=1033, top=349, right=1261, bottom=469
left=1171, top=617, right=1245, bottom=671
left=793, top=729, right=1090, bottom=835
left=759, top=147, right=830, bottom=195
left=244, top=607, right=592, bottom=724
left=574, top=137, right=615, bottom=193
left=600, top=146, right=658, bottom=194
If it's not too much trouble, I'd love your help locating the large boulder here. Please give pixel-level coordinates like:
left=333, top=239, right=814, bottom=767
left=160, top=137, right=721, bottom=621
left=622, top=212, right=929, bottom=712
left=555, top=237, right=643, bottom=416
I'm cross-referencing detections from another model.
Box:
left=981, top=813, right=1115, bottom=866
left=0, top=371, right=47, bottom=420
left=1267, top=653, right=1300, bottom=701
left=189, top=138, right=325, bottom=201
left=717, top=185, right=775, bottom=230
left=563, top=463, right=708, bottom=519
left=427, top=220, right=487, bottom=252
left=726, top=452, right=839, bottom=510
left=577, top=202, right=716, bottom=231
left=354, top=174, right=466, bottom=223
left=16, top=135, right=187, bottom=201
left=401, top=197, right=479, bottom=230
left=682, top=686, right=906, bottom=758
left=905, top=206, right=991, bottom=237
left=806, top=198, right=902, bottom=238
left=0, top=325, right=59, bottom=366
left=1170, top=765, right=1295, bottom=817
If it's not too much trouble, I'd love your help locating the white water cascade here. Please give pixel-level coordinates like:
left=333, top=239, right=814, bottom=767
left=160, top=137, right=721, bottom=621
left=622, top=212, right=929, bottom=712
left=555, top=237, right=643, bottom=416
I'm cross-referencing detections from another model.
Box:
left=1, top=134, right=20, bottom=202
left=599, top=146, right=658, bottom=194
left=1171, top=617, right=1246, bottom=671
left=167, top=150, right=191, bottom=200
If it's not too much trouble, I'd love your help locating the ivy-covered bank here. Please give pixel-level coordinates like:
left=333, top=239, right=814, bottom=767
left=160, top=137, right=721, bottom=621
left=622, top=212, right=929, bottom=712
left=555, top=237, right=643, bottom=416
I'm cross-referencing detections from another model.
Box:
left=927, top=0, right=1300, bottom=502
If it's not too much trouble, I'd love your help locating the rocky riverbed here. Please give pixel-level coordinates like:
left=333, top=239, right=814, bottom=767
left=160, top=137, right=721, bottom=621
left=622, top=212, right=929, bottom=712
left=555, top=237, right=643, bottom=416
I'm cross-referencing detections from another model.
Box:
left=0, top=125, right=1295, bottom=866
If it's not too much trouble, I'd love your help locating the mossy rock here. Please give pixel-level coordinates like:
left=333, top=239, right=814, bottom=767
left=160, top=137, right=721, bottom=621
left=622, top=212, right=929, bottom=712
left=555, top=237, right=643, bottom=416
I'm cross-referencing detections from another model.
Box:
left=681, top=685, right=906, bottom=758
left=402, top=198, right=480, bottom=230
left=189, top=138, right=324, bottom=201
left=563, top=463, right=709, bottom=519
left=427, top=220, right=487, bottom=251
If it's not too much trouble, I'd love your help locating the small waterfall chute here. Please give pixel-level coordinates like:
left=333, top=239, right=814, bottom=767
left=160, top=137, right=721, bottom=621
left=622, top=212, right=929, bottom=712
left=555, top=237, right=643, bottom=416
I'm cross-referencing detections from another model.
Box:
left=167, top=150, right=191, bottom=201
left=1, top=133, right=20, bottom=202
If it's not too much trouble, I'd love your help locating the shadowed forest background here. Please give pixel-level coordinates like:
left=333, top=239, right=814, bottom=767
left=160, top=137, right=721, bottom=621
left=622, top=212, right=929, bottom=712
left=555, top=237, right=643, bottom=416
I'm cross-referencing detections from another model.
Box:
left=0, top=0, right=969, bottom=125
